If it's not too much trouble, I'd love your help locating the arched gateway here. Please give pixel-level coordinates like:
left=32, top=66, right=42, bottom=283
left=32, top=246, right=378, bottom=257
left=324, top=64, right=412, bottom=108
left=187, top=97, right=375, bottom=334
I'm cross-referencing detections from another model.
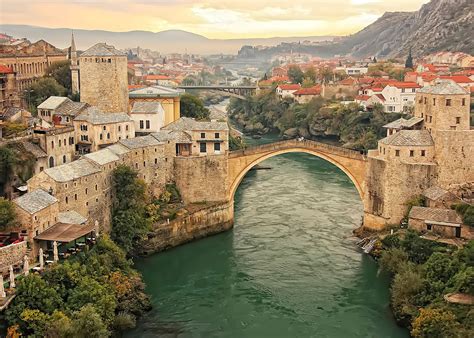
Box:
left=228, top=139, right=367, bottom=200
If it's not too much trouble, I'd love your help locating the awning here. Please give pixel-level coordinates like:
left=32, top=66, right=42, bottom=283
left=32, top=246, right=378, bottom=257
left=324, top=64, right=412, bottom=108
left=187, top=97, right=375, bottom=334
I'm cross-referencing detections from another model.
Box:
left=34, top=222, right=95, bottom=242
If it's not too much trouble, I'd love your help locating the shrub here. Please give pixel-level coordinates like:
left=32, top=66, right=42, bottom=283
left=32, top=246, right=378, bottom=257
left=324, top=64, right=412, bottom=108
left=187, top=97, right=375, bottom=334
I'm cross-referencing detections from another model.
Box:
left=411, top=308, right=461, bottom=338
left=379, top=248, right=409, bottom=277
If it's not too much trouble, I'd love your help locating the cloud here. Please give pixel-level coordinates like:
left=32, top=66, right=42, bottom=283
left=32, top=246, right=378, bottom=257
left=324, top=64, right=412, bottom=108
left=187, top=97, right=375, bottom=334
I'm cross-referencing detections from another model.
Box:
left=0, top=0, right=431, bottom=38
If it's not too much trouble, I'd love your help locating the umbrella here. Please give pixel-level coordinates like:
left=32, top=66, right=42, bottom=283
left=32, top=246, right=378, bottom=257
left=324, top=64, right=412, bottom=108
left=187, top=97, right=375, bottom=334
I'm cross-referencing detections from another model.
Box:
left=53, top=241, right=59, bottom=262
left=0, top=275, right=5, bottom=298
left=95, top=220, right=100, bottom=238
left=39, top=248, right=44, bottom=270
left=9, top=266, right=15, bottom=288
left=23, top=255, right=29, bottom=276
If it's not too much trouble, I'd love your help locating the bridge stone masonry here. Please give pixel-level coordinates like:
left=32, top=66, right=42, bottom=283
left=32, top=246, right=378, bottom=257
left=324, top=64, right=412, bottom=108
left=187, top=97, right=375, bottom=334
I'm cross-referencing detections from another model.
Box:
left=227, top=139, right=368, bottom=201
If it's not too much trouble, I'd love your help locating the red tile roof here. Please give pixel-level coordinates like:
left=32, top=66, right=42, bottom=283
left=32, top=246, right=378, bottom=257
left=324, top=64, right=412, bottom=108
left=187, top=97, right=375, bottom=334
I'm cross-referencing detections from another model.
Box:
left=355, top=95, right=371, bottom=101
left=439, top=75, right=473, bottom=84
left=294, top=86, right=321, bottom=95
left=389, top=82, right=421, bottom=89
left=145, top=74, right=171, bottom=80
left=375, top=94, right=386, bottom=102
left=278, top=84, right=301, bottom=90
left=0, top=65, right=14, bottom=74
left=339, top=77, right=357, bottom=85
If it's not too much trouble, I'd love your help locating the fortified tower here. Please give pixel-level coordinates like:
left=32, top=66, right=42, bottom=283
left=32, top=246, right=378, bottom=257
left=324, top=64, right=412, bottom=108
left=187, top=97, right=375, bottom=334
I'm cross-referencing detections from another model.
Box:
left=69, top=32, right=79, bottom=95
left=78, top=43, right=129, bottom=113
left=363, top=80, right=473, bottom=230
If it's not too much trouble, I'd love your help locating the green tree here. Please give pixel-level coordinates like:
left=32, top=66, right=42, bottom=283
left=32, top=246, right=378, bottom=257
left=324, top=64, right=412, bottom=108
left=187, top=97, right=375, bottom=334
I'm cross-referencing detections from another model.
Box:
left=45, top=60, right=72, bottom=93
left=111, top=165, right=150, bottom=253
left=0, top=146, right=16, bottom=197
left=0, top=197, right=17, bottom=230
left=301, top=77, right=315, bottom=88
left=391, top=266, right=425, bottom=324
left=45, top=311, right=72, bottom=338
left=405, top=48, right=414, bottom=69
left=411, top=308, right=461, bottom=338
left=304, top=67, right=317, bottom=83
left=6, top=275, right=63, bottom=329
left=287, top=65, right=304, bottom=84
left=379, top=248, right=409, bottom=277
left=70, top=305, right=110, bottom=338
left=451, top=266, right=474, bottom=295
left=28, top=77, right=67, bottom=113
left=180, top=93, right=210, bottom=120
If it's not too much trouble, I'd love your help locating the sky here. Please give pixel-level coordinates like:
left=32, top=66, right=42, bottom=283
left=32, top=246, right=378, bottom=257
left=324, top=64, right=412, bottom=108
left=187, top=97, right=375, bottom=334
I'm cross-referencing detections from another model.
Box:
left=1, top=0, right=430, bottom=39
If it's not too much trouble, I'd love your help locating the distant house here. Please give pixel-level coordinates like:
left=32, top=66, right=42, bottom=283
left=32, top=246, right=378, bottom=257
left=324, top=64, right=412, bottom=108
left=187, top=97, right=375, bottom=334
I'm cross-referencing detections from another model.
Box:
left=37, top=96, right=89, bottom=126
left=380, top=82, right=420, bottom=113
left=293, top=86, right=321, bottom=104
left=276, top=84, right=301, bottom=99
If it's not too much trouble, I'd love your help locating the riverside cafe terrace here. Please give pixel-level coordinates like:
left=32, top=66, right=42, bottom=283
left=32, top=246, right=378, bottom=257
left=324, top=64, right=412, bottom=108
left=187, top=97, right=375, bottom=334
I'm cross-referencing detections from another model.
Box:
left=34, top=211, right=97, bottom=263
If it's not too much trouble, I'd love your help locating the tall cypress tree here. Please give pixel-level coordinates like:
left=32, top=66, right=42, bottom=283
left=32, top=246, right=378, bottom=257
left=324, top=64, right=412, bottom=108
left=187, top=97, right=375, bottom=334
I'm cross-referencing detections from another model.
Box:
left=405, top=48, right=414, bottom=69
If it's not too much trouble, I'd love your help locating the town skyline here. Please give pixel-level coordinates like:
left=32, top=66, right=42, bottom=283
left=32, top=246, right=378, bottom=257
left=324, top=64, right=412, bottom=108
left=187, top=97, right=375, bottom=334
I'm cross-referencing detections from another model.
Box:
left=2, top=0, right=430, bottom=39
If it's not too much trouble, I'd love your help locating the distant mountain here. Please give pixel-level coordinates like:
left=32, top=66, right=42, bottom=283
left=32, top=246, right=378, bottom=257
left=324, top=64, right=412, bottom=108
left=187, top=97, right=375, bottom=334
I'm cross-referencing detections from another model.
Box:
left=342, top=0, right=474, bottom=57
left=0, top=24, right=334, bottom=55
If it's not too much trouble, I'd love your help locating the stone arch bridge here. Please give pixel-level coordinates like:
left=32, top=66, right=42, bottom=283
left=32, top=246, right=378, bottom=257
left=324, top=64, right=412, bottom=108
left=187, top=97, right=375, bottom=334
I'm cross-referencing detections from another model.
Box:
left=227, top=139, right=368, bottom=200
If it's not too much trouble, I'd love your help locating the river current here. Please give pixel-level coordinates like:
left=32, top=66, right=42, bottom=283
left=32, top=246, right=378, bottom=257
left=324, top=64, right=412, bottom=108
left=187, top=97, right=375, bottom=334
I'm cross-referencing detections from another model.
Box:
left=128, top=134, right=408, bottom=338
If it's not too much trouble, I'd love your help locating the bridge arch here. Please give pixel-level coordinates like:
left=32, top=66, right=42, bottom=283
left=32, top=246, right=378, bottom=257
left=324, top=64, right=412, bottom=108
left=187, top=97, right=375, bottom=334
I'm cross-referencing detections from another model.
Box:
left=227, top=140, right=367, bottom=202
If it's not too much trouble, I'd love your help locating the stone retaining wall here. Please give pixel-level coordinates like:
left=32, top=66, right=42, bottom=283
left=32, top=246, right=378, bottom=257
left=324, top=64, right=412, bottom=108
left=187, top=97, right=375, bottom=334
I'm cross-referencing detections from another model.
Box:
left=138, top=201, right=234, bottom=255
left=0, top=241, right=27, bottom=273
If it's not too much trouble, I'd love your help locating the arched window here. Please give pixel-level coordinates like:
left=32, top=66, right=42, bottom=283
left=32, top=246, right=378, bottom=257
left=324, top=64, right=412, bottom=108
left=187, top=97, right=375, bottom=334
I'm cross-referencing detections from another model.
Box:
left=63, top=155, right=66, bottom=164
left=49, top=157, right=55, bottom=168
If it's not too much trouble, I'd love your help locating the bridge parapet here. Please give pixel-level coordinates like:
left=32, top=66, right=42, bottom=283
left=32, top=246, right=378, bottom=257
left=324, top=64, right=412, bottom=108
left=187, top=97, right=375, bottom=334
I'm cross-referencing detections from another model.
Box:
left=229, top=139, right=366, bottom=161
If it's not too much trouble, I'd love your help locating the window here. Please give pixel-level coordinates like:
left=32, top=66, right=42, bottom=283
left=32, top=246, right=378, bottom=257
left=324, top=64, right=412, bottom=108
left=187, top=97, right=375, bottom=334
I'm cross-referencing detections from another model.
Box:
left=103, top=126, right=106, bottom=131
left=201, top=132, right=205, bottom=138
left=215, top=133, right=220, bottom=139
left=51, top=141, right=54, bottom=149
left=85, top=188, right=88, bottom=195
left=118, top=126, right=121, bottom=132
left=65, top=197, right=68, bottom=204
left=200, top=142, right=206, bottom=153
left=462, top=98, right=466, bottom=106
left=74, top=194, right=77, bottom=200
left=100, top=134, right=103, bottom=140
left=446, top=99, right=451, bottom=106
left=95, top=184, right=98, bottom=191
left=427, top=224, right=432, bottom=231
left=155, top=158, right=158, bottom=164
left=63, top=155, right=66, bottom=163
left=146, top=120, right=150, bottom=129
left=421, top=150, right=426, bottom=157
left=424, top=97, right=427, bottom=104
left=395, top=150, right=400, bottom=157
left=126, top=125, right=129, bottom=131
left=432, top=98, right=436, bottom=106
left=107, top=133, right=110, bottom=139
left=456, top=117, right=461, bottom=124
left=140, top=120, right=144, bottom=129
left=429, top=116, right=432, bottom=123
left=410, top=150, right=414, bottom=157
left=59, top=139, right=62, bottom=147
left=214, top=143, right=221, bottom=152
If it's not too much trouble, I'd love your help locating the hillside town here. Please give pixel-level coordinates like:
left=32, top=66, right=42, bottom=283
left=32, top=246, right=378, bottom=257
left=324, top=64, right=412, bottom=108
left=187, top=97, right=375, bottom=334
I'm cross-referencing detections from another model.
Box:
left=0, top=21, right=473, bottom=337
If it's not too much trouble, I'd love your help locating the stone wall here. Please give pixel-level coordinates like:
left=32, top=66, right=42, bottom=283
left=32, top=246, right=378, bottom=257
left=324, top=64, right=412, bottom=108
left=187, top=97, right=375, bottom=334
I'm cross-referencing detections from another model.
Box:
left=138, top=201, right=234, bottom=255
left=0, top=241, right=27, bottom=274
left=174, top=154, right=228, bottom=204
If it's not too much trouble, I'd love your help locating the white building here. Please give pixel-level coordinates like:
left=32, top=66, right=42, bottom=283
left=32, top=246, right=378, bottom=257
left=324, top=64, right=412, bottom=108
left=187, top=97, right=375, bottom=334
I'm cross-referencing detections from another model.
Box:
left=130, top=101, right=165, bottom=134
left=380, top=82, right=420, bottom=113
left=276, top=84, right=301, bottom=99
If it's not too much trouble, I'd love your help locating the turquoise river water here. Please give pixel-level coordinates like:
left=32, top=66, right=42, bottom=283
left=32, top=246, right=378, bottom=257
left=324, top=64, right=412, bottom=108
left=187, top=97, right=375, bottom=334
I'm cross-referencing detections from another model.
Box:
left=128, top=136, right=409, bottom=338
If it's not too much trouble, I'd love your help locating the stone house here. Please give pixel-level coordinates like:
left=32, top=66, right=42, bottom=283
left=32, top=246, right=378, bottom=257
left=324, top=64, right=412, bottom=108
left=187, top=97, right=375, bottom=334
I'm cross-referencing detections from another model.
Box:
left=37, top=96, right=88, bottom=126
left=383, top=117, right=424, bottom=137
left=130, top=101, right=165, bottom=135
left=13, top=189, right=59, bottom=254
left=73, top=107, right=135, bottom=153
left=0, top=64, right=20, bottom=110
left=162, top=117, right=228, bottom=156
left=293, top=86, right=322, bottom=104
left=31, top=125, right=76, bottom=169
left=422, top=186, right=456, bottom=209
left=408, top=206, right=473, bottom=239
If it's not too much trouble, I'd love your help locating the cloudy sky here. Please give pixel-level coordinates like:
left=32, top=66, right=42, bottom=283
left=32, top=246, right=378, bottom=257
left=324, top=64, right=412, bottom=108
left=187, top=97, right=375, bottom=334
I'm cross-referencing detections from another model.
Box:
left=2, top=0, right=430, bottom=38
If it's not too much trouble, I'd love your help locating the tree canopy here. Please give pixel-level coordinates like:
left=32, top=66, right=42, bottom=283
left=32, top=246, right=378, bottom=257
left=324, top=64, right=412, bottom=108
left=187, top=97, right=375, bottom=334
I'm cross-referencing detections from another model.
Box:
left=180, top=93, right=210, bottom=120
left=28, top=78, right=67, bottom=113
left=287, top=65, right=304, bottom=84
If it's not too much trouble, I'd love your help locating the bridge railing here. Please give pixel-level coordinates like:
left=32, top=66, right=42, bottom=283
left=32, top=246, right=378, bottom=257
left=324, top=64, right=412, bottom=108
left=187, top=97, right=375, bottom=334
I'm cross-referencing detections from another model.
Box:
left=229, top=139, right=366, bottom=161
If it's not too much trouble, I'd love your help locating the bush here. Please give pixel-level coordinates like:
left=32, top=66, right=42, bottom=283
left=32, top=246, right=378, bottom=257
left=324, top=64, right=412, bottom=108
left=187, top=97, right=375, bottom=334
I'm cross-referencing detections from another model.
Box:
left=180, top=94, right=210, bottom=119
left=0, top=197, right=17, bottom=230
left=391, top=265, right=425, bottom=325
left=379, top=248, right=409, bottom=277
left=411, top=308, right=461, bottom=338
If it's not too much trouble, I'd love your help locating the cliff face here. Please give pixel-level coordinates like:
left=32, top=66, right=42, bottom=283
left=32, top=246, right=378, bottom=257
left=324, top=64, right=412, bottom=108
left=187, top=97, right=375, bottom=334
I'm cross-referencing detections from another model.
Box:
left=344, top=0, right=474, bottom=57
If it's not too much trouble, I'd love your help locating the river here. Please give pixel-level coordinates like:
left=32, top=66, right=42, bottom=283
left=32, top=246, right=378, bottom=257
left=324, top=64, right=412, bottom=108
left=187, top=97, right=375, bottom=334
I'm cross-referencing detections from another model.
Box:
left=127, top=133, right=408, bottom=338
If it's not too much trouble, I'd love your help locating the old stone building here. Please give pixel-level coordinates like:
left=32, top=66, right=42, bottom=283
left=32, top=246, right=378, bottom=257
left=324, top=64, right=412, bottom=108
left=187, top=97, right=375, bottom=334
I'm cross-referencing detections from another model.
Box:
left=130, top=101, right=165, bottom=134
left=73, top=106, right=135, bottom=153
left=0, top=65, right=20, bottom=110
left=0, top=40, right=67, bottom=92
left=364, top=80, right=473, bottom=234
left=78, top=43, right=129, bottom=113
left=37, top=96, right=88, bottom=126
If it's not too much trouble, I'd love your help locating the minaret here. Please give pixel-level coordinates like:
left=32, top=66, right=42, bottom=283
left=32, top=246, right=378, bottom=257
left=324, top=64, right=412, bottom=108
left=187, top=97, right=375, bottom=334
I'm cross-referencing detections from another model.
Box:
left=70, top=31, right=80, bottom=95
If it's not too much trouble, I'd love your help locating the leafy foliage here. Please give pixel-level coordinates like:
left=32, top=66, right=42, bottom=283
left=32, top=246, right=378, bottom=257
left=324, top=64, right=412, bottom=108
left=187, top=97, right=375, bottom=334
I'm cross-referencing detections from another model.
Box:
left=45, top=60, right=72, bottom=93
left=28, top=77, right=67, bottom=113
left=411, top=308, right=461, bottom=338
left=5, top=236, right=151, bottom=337
left=111, top=165, right=150, bottom=253
left=287, top=65, right=304, bottom=84
left=452, top=203, right=474, bottom=227
left=180, top=93, right=210, bottom=120
left=0, top=197, right=17, bottom=230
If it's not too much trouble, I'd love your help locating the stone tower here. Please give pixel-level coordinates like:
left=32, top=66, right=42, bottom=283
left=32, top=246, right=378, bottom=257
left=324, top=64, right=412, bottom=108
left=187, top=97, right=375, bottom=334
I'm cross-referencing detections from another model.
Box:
left=70, top=32, right=80, bottom=95
left=78, top=43, right=129, bottom=113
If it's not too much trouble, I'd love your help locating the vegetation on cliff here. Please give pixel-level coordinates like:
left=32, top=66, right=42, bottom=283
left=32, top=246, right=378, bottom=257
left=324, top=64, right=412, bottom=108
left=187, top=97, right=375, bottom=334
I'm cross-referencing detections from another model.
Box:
left=377, top=231, right=474, bottom=337
left=5, top=236, right=151, bottom=337
left=228, top=91, right=403, bottom=151
left=0, top=144, right=37, bottom=198
left=111, top=165, right=151, bottom=254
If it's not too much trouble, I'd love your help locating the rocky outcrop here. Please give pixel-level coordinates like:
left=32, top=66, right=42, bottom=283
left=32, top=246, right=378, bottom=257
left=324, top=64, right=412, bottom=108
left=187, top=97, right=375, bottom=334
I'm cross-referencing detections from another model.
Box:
left=343, top=0, right=474, bottom=58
